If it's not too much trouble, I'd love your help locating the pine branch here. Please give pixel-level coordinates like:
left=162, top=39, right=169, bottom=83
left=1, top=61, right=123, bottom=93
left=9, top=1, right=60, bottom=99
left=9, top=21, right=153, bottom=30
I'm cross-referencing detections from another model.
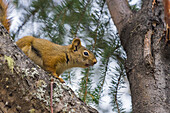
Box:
left=114, top=73, right=122, bottom=113
left=98, top=57, right=110, bottom=96
left=83, top=67, right=90, bottom=102
left=74, top=0, right=91, bottom=37
left=93, top=0, right=106, bottom=50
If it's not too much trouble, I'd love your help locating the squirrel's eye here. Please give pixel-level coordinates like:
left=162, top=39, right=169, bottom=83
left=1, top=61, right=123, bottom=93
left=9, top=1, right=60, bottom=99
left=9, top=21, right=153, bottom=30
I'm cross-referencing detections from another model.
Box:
left=83, top=51, right=89, bottom=56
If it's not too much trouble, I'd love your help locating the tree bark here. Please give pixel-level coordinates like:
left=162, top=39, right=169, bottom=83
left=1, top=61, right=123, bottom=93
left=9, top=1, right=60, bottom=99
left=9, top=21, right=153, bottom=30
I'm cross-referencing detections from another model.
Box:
left=107, top=0, right=170, bottom=113
left=106, top=0, right=132, bottom=34
left=0, top=23, right=98, bottom=113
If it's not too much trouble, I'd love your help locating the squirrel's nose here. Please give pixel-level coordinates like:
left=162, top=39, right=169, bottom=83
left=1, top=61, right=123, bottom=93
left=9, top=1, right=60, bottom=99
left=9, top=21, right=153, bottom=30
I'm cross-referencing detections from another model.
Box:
left=93, top=59, right=97, bottom=64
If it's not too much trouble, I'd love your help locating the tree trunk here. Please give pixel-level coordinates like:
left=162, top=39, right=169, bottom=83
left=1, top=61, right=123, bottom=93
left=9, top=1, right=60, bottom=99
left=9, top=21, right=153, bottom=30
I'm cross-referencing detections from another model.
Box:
left=0, top=23, right=98, bottom=113
left=107, top=0, right=170, bottom=113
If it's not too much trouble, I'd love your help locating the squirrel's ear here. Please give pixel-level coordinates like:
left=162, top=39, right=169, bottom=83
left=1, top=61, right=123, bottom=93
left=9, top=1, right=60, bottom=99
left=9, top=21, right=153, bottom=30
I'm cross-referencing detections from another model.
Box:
left=71, top=38, right=82, bottom=51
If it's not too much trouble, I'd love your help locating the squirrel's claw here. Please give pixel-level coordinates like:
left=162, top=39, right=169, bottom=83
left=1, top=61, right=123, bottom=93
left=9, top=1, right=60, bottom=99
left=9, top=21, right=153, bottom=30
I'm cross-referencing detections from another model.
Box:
left=52, top=72, right=65, bottom=83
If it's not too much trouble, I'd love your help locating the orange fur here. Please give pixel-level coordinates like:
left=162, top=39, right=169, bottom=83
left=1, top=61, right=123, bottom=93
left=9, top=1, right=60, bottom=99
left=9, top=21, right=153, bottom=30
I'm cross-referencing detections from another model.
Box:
left=16, top=36, right=97, bottom=83
left=0, top=0, right=10, bottom=32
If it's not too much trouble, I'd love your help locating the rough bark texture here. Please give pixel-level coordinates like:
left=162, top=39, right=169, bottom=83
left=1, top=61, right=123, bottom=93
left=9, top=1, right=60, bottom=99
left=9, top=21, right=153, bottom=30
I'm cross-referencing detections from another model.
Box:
left=0, top=23, right=98, bottom=113
left=107, top=0, right=170, bottom=113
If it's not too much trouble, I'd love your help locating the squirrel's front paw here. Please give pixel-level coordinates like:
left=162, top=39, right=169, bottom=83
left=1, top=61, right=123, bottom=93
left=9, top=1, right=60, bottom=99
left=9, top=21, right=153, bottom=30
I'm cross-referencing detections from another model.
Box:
left=58, top=78, right=65, bottom=83
left=52, top=73, right=65, bottom=83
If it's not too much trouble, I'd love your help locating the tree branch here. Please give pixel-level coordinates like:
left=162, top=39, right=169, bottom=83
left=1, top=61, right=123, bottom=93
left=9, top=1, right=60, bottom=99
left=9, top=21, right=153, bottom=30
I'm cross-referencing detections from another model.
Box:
left=106, top=0, right=132, bottom=34
left=0, top=23, right=98, bottom=113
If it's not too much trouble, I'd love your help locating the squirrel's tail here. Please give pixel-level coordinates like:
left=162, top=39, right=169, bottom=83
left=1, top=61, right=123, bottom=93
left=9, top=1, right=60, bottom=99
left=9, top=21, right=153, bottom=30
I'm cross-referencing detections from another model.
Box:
left=0, top=0, right=10, bottom=32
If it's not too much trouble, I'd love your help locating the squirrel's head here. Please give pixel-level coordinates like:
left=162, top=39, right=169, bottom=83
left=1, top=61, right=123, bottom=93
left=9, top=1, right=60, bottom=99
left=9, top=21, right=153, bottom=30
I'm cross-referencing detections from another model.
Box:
left=69, top=38, right=97, bottom=68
